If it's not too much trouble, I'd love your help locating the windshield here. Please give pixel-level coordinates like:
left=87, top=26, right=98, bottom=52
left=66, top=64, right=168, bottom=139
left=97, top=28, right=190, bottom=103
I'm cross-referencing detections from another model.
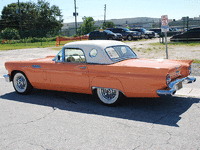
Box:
left=105, top=46, right=137, bottom=62
left=105, top=30, right=113, bottom=34
left=142, top=28, right=147, bottom=32
left=123, top=28, right=130, bottom=32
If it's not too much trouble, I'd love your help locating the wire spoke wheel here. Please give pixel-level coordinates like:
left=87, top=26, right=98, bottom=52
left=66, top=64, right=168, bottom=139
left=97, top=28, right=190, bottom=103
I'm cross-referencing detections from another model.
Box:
left=13, top=72, right=32, bottom=94
left=97, top=88, right=120, bottom=105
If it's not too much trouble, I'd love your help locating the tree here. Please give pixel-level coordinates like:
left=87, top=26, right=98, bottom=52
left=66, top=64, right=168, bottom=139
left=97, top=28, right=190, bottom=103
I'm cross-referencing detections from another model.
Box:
left=102, top=21, right=115, bottom=29
left=78, top=16, right=96, bottom=35
left=0, top=0, right=63, bottom=38
left=1, top=28, right=20, bottom=40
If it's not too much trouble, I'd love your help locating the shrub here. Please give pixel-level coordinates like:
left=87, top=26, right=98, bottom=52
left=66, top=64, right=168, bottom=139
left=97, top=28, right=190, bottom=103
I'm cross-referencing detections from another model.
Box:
left=1, top=28, right=20, bottom=40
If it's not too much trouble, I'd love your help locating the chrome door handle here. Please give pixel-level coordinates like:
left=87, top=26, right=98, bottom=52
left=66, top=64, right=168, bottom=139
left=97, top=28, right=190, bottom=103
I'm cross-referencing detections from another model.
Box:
left=78, top=66, right=86, bottom=69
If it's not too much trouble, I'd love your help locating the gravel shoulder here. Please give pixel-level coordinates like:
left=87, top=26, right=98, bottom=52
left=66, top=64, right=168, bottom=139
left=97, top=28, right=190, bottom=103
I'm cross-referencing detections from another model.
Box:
left=126, top=38, right=200, bottom=76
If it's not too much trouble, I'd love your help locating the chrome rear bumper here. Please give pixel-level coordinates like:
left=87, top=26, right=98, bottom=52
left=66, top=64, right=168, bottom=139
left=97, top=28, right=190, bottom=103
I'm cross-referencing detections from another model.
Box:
left=157, top=77, right=196, bottom=96
left=3, top=74, right=11, bottom=82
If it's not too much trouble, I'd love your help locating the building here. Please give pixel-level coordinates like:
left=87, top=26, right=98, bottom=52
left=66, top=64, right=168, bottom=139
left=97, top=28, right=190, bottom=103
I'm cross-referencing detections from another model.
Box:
left=61, top=17, right=161, bottom=36
left=62, top=16, right=200, bottom=36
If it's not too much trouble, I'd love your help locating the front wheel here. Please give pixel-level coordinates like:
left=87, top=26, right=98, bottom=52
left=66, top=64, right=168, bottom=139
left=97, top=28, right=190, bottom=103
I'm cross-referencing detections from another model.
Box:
left=96, top=88, right=121, bottom=105
left=13, top=72, right=33, bottom=94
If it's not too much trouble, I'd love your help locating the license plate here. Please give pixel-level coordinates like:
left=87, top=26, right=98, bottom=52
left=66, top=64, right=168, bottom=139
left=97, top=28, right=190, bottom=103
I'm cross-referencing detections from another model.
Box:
left=176, top=81, right=183, bottom=90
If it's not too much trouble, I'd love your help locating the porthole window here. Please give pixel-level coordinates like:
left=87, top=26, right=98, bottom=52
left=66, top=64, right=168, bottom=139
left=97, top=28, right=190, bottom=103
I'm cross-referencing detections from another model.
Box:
left=89, top=49, right=98, bottom=58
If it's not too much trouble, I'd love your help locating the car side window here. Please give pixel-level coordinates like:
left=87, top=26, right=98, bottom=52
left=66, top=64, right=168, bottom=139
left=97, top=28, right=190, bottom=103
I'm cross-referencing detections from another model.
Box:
left=112, top=29, right=117, bottom=33
left=55, top=50, right=63, bottom=62
left=118, top=29, right=122, bottom=33
left=65, top=48, right=86, bottom=63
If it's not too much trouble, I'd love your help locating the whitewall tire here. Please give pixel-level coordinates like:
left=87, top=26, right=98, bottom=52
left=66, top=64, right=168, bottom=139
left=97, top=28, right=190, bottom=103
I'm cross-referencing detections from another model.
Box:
left=13, top=72, right=33, bottom=94
left=97, top=88, right=121, bottom=105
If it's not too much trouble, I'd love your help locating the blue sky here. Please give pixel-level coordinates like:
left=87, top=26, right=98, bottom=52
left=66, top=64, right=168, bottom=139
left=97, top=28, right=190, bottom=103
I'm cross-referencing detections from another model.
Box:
left=1, top=0, right=200, bottom=23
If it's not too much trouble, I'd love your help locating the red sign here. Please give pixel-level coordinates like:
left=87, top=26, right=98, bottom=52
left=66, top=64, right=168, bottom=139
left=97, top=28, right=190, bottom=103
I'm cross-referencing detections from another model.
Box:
left=161, top=15, right=169, bottom=32
left=161, top=15, right=168, bottom=27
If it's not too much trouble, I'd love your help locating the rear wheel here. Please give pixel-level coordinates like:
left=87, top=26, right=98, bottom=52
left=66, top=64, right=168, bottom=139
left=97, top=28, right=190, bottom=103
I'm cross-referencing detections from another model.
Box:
left=144, top=35, right=149, bottom=39
left=96, top=88, right=121, bottom=105
left=127, top=35, right=133, bottom=41
left=13, top=72, right=33, bottom=94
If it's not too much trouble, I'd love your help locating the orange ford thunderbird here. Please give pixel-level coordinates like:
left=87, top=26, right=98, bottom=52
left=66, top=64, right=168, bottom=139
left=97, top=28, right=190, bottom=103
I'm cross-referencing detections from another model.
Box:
left=4, top=40, right=196, bottom=105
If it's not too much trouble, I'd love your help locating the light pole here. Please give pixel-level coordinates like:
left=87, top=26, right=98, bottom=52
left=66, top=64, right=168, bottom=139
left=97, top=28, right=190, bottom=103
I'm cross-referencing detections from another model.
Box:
left=18, top=0, right=22, bottom=38
left=74, top=0, right=78, bottom=35
left=104, top=4, right=106, bottom=24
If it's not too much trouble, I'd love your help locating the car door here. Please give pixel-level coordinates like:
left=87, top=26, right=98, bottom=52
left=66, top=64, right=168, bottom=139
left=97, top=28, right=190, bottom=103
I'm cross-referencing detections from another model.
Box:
left=49, top=48, right=90, bottom=93
left=190, top=28, right=200, bottom=38
left=117, top=29, right=126, bottom=39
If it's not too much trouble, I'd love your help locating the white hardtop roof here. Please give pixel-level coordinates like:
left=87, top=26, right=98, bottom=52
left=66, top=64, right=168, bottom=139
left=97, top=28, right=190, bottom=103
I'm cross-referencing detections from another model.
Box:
left=63, top=40, right=128, bottom=49
left=62, top=40, right=130, bottom=64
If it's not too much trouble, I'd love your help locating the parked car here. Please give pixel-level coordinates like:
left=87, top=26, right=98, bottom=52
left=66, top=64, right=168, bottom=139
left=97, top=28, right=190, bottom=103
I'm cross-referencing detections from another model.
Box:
left=149, top=28, right=162, bottom=37
left=89, top=30, right=122, bottom=41
left=4, top=40, right=196, bottom=105
left=131, top=28, right=155, bottom=39
left=150, top=28, right=181, bottom=37
left=170, top=27, right=200, bottom=41
left=106, top=28, right=141, bottom=41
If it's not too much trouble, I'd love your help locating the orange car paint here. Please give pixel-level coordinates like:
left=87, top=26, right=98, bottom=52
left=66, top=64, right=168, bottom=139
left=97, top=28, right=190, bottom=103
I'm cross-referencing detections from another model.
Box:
left=4, top=56, right=192, bottom=98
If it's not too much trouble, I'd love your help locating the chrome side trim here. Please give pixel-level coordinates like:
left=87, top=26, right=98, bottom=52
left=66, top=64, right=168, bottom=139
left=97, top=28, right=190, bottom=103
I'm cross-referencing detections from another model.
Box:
left=157, top=76, right=196, bottom=96
left=185, top=77, right=196, bottom=83
left=3, top=74, right=11, bottom=82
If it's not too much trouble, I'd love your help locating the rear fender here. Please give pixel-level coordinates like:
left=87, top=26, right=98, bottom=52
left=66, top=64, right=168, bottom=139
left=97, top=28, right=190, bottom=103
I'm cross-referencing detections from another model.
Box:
left=173, top=60, right=194, bottom=76
left=174, top=59, right=193, bottom=66
left=91, top=77, right=125, bottom=95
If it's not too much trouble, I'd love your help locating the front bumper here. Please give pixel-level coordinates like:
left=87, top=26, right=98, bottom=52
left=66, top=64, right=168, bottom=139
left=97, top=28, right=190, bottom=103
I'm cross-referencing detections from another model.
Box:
left=157, top=77, right=196, bottom=96
left=3, top=74, right=11, bottom=82
left=113, top=36, right=123, bottom=40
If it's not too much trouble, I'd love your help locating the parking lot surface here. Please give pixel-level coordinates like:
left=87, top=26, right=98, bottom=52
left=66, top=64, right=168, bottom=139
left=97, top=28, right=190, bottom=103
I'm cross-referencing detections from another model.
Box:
left=0, top=43, right=200, bottom=149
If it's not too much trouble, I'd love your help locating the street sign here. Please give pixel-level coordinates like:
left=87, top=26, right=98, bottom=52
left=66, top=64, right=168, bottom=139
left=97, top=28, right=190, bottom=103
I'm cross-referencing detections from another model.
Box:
left=161, top=15, right=169, bottom=32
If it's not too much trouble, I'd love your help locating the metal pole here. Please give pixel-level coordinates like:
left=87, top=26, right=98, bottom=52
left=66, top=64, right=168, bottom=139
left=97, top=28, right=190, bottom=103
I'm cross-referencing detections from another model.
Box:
left=18, top=0, right=23, bottom=39
left=165, top=31, right=168, bottom=59
left=186, top=16, right=189, bottom=43
left=74, top=0, right=77, bottom=35
left=104, top=4, right=106, bottom=23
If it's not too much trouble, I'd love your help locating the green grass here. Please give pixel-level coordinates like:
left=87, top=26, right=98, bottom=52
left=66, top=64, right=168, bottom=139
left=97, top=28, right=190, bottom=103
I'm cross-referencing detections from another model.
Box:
left=0, top=41, right=57, bottom=50
left=51, top=47, right=63, bottom=51
left=193, top=59, right=200, bottom=63
left=150, top=41, right=200, bottom=46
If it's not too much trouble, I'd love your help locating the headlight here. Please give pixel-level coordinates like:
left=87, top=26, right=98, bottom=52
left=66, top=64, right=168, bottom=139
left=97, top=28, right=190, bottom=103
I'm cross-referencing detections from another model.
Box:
left=166, top=74, right=171, bottom=85
left=189, top=65, right=192, bottom=75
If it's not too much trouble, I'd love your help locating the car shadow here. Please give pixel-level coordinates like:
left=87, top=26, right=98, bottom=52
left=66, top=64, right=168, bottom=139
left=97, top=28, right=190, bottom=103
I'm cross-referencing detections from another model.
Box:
left=1, top=89, right=199, bottom=127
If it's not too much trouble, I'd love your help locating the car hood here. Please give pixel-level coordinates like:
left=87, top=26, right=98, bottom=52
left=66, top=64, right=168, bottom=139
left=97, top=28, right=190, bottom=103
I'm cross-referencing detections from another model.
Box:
left=172, top=32, right=185, bottom=38
left=145, top=31, right=154, bottom=34
left=112, top=58, right=181, bottom=69
left=128, top=31, right=137, bottom=33
left=29, top=56, right=56, bottom=62
left=115, top=33, right=122, bottom=36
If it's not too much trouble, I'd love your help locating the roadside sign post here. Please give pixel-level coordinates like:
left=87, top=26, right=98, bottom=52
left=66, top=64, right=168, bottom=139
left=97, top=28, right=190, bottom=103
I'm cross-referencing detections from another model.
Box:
left=161, top=15, right=169, bottom=59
